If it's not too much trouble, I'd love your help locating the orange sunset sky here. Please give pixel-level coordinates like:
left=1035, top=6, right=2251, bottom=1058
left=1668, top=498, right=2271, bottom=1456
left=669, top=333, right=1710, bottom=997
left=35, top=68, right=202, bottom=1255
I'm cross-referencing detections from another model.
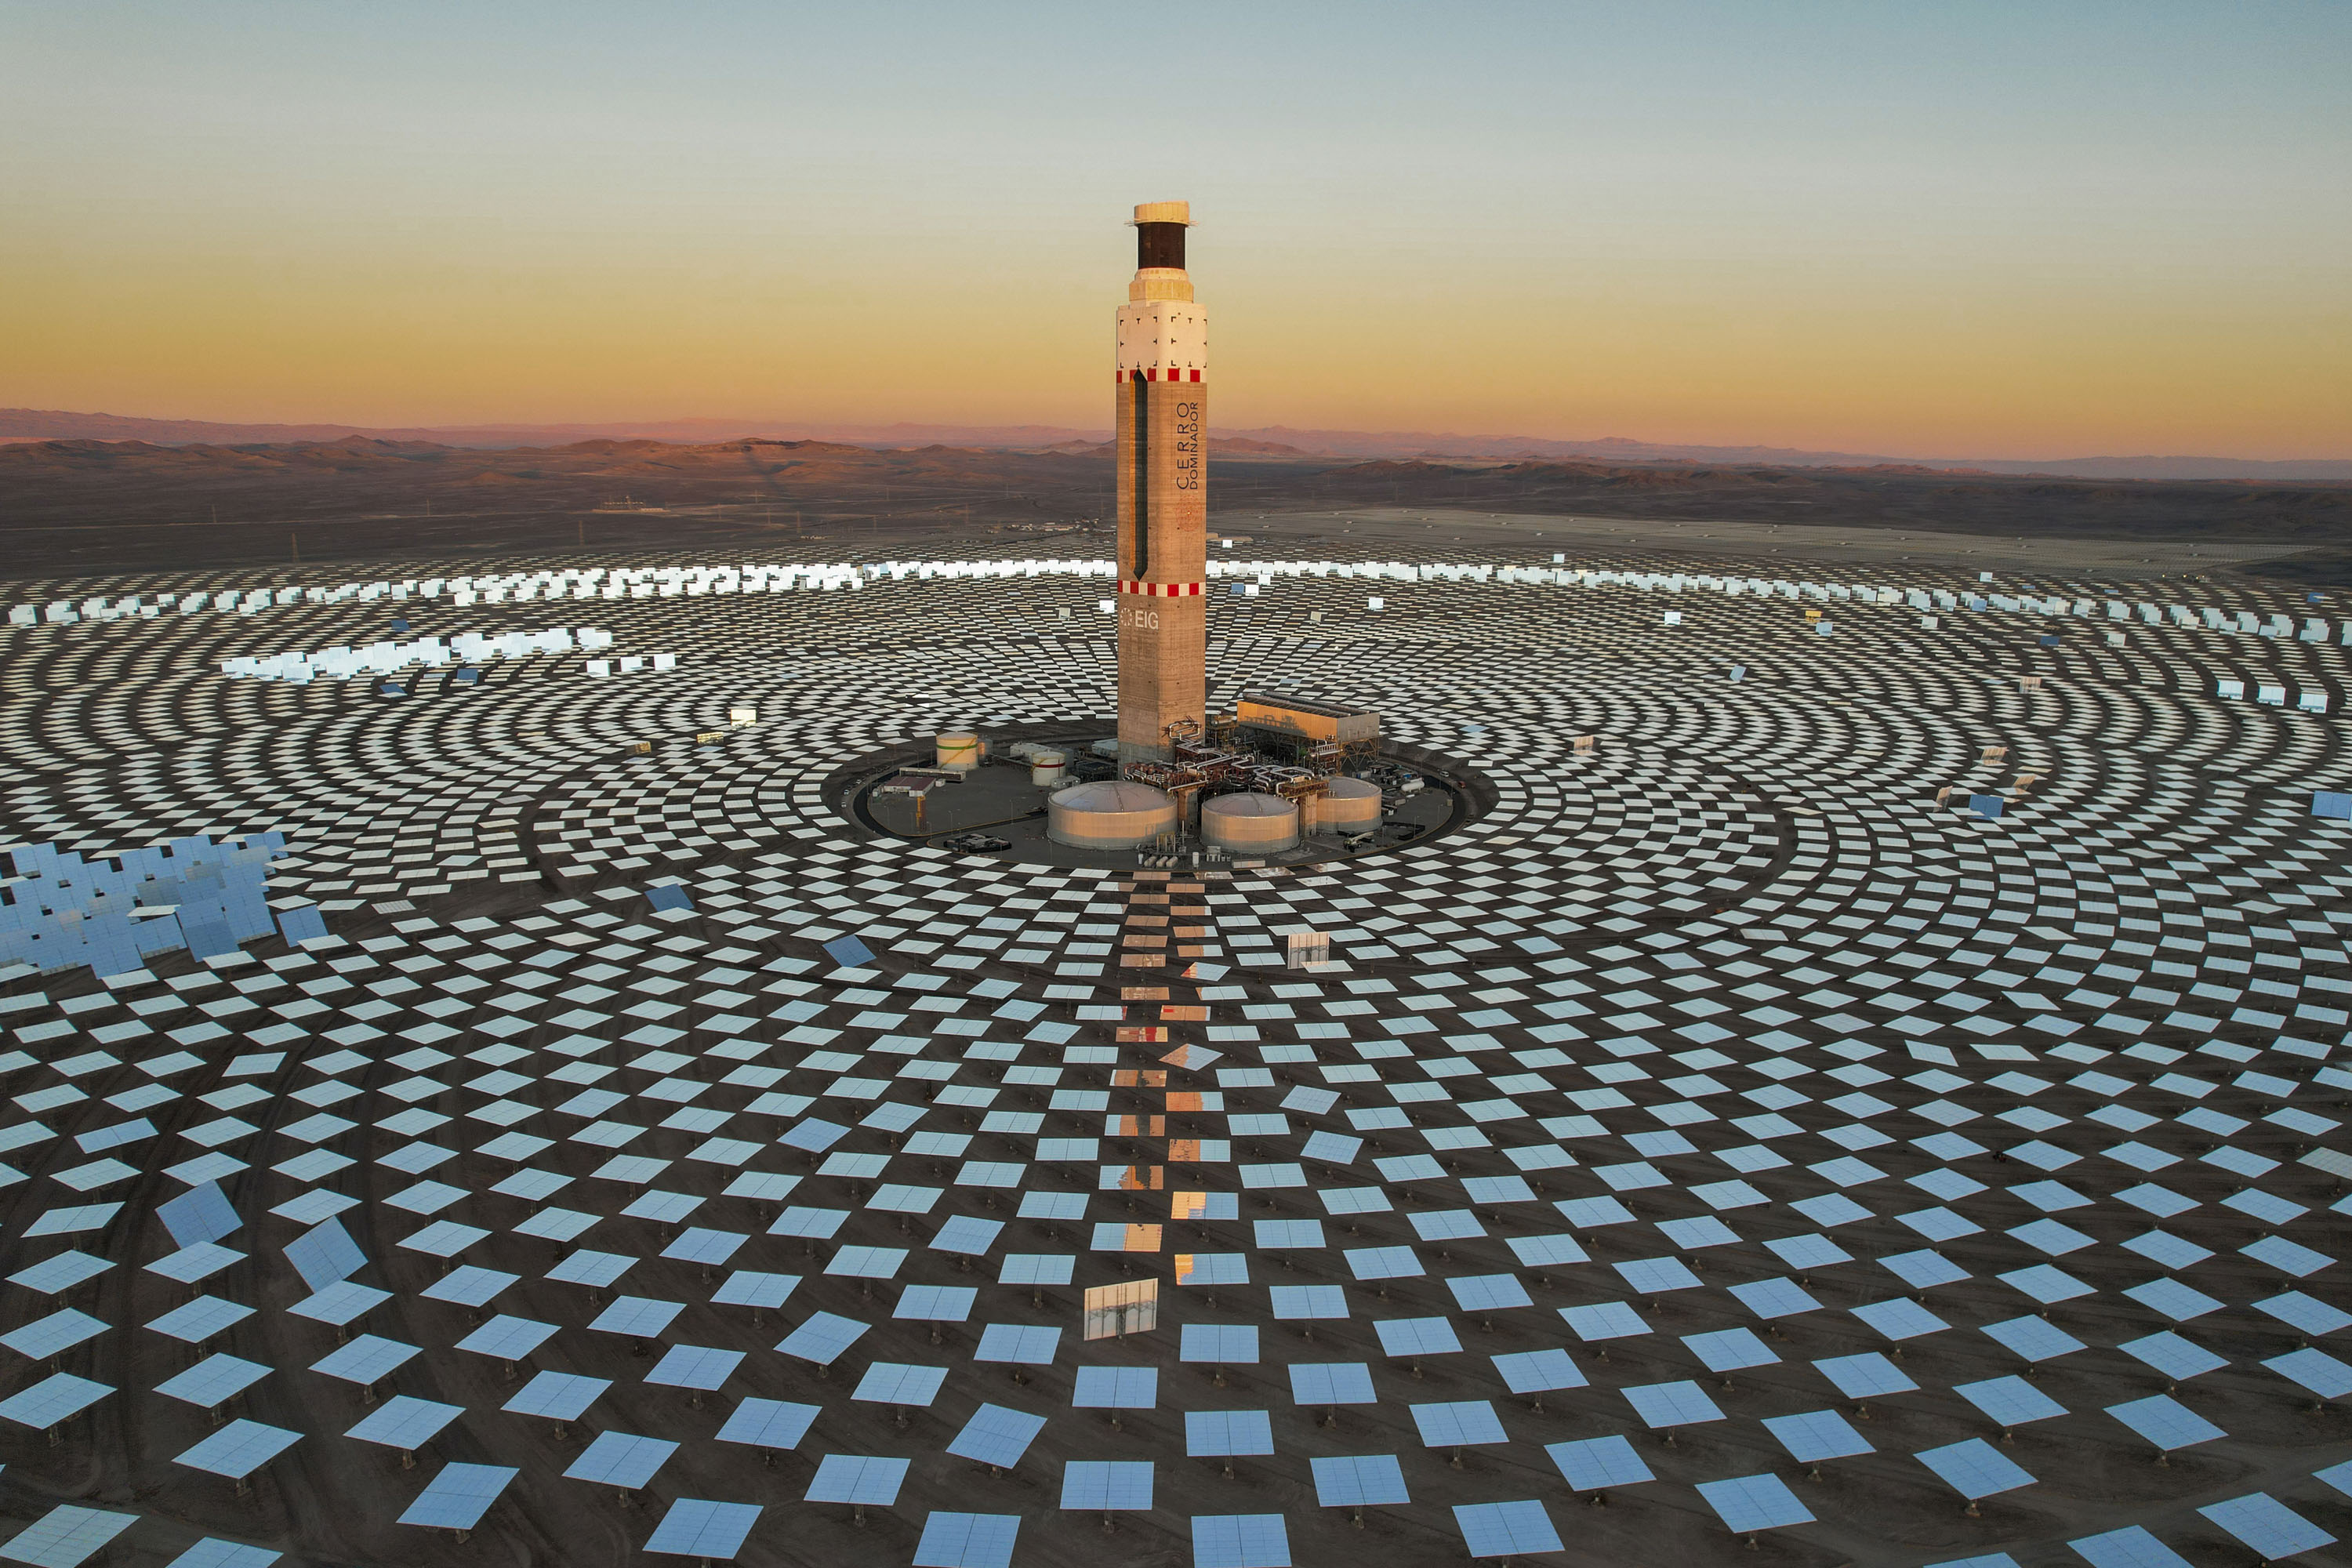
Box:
left=2, top=2, right=2347, bottom=459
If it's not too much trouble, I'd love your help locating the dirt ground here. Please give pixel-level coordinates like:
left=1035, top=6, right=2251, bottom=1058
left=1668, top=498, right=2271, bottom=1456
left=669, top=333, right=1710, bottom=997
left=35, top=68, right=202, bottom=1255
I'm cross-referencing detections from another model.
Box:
left=0, top=437, right=2343, bottom=586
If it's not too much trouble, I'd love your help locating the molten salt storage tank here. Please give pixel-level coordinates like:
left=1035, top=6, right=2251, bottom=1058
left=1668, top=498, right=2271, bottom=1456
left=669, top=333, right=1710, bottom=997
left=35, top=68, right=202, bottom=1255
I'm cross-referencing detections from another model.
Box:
left=1048, top=781, right=1178, bottom=850
left=1031, top=750, right=1069, bottom=788
left=1202, top=791, right=1300, bottom=854
left=936, top=731, right=982, bottom=771
left=1309, top=775, right=1382, bottom=833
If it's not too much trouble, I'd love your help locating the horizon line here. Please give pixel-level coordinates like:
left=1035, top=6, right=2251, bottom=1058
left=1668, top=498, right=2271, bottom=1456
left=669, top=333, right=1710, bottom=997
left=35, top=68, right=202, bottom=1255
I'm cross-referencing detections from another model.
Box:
left=4, top=405, right=2349, bottom=472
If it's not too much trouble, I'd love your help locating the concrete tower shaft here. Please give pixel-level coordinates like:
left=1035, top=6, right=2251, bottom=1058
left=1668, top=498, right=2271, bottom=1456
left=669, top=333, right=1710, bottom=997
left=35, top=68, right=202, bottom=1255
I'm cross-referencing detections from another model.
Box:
left=1115, top=200, right=1207, bottom=764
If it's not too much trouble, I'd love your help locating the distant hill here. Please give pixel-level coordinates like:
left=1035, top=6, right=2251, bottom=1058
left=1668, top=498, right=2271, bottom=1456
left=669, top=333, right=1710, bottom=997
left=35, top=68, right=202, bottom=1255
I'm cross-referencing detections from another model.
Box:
left=1214, top=437, right=1314, bottom=456
left=1, top=407, right=2343, bottom=481
left=0, top=410, right=586, bottom=448
left=2, top=430, right=2345, bottom=582
left=1215, top=426, right=2352, bottom=482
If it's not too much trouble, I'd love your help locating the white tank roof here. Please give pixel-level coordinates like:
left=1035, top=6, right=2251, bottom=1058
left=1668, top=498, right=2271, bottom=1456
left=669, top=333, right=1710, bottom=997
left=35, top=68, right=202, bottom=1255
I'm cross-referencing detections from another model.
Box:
left=1051, top=781, right=1172, bottom=812
left=1202, top=791, right=1295, bottom=817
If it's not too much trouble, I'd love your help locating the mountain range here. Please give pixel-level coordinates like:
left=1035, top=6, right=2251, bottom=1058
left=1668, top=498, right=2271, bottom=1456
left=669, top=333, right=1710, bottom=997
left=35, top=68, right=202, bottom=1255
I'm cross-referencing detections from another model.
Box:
left=2, top=407, right=2343, bottom=483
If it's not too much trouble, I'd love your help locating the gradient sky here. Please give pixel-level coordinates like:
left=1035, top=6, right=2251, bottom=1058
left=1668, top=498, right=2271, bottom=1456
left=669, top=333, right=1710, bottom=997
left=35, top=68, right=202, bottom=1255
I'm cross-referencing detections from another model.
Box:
left=3, top=2, right=2347, bottom=457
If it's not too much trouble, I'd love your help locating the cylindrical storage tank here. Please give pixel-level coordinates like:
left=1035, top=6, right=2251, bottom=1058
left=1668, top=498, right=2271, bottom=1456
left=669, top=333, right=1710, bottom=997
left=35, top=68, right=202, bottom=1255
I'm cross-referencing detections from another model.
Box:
left=1201, top=791, right=1300, bottom=854
left=1309, top=775, right=1383, bottom=833
left=1030, top=750, right=1068, bottom=788
left=1047, top=781, right=1178, bottom=850
left=936, top=731, right=982, bottom=771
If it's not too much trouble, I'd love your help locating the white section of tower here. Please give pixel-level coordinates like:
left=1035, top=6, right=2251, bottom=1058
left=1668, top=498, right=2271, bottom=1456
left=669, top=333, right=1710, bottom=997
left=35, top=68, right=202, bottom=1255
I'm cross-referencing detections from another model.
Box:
left=1115, top=296, right=1208, bottom=379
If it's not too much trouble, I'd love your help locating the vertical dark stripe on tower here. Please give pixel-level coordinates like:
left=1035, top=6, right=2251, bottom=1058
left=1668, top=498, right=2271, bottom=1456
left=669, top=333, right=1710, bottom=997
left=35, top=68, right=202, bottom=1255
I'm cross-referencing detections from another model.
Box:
left=1132, top=369, right=1151, bottom=579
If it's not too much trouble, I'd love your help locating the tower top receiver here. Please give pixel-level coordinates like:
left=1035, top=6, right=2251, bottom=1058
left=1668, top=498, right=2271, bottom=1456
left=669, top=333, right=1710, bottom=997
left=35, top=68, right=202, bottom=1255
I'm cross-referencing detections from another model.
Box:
left=1131, top=201, right=1192, bottom=227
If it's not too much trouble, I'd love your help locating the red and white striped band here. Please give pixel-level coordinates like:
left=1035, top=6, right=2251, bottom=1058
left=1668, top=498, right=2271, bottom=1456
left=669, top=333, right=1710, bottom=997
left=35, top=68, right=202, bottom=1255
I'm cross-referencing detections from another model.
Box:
left=1119, top=580, right=1204, bottom=597
left=1113, top=368, right=1205, bottom=383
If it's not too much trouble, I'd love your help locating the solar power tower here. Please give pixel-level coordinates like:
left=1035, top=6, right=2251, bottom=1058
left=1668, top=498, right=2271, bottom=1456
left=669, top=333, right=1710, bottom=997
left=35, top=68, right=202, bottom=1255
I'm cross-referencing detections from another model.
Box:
left=1113, top=199, right=1208, bottom=761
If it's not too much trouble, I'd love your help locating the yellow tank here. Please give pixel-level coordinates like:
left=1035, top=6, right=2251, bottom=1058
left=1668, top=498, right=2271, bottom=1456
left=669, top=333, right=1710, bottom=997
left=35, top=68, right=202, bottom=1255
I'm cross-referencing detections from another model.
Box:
left=936, top=731, right=983, bottom=771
